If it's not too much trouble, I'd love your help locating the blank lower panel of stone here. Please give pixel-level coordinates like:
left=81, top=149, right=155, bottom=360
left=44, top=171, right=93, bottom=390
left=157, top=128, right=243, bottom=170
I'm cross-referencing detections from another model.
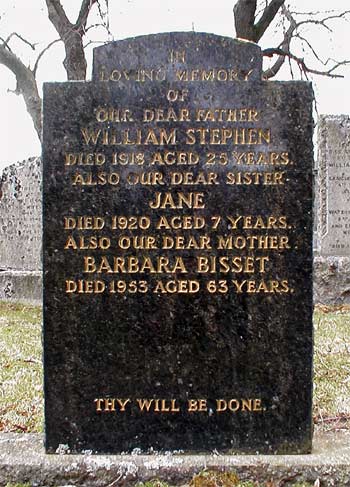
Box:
left=43, top=33, right=313, bottom=454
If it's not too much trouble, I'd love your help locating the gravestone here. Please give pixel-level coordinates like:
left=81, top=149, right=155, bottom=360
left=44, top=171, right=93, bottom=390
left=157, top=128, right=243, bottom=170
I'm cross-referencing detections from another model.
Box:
left=0, top=157, right=42, bottom=302
left=318, top=115, right=350, bottom=256
left=43, top=33, right=314, bottom=454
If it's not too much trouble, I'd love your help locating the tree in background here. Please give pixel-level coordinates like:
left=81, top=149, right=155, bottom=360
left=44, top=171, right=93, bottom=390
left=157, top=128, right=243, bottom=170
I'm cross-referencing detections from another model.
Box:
left=0, top=0, right=349, bottom=142
left=234, top=0, right=350, bottom=79
left=0, top=0, right=110, bottom=141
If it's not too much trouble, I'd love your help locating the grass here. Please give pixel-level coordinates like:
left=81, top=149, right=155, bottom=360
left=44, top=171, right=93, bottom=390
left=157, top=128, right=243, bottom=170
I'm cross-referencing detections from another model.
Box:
left=313, top=306, right=350, bottom=430
left=136, top=473, right=317, bottom=487
left=0, top=301, right=349, bottom=434
left=0, top=302, right=43, bottom=433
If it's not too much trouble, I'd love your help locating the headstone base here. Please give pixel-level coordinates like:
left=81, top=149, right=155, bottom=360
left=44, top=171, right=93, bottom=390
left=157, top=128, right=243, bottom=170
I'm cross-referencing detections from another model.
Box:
left=0, top=270, right=42, bottom=304
left=314, top=256, right=350, bottom=305
left=0, top=432, right=349, bottom=487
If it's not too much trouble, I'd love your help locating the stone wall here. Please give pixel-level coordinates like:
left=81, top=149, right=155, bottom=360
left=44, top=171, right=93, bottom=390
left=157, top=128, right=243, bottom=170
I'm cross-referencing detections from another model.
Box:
left=0, top=157, right=42, bottom=302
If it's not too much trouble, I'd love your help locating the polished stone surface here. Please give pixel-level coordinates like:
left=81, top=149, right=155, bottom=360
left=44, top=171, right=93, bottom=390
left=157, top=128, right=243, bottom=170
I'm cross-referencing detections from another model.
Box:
left=43, top=33, right=313, bottom=454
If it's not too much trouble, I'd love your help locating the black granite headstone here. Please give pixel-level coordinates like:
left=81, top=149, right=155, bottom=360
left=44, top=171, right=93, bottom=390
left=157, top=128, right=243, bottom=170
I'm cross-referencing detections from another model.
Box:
left=43, top=33, right=313, bottom=454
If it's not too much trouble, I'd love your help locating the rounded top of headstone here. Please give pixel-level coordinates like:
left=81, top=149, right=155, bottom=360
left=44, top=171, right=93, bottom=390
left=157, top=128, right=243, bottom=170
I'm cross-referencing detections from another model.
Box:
left=92, top=32, right=262, bottom=82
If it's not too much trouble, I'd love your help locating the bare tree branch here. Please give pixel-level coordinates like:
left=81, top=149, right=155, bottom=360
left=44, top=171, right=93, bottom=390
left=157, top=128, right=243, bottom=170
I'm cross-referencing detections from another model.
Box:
left=0, top=0, right=110, bottom=145
left=255, top=0, right=285, bottom=42
left=75, top=0, right=98, bottom=33
left=297, top=11, right=350, bottom=32
left=290, top=9, right=342, bottom=16
left=263, top=47, right=350, bottom=79
left=263, top=4, right=296, bottom=78
left=33, top=38, right=61, bottom=76
left=45, top=0, right=71, bottom=38
left=83, top=39, right=107, bottom=49
left=261, top=5, right=350, bottom=79
left=0, top=36, right=12, bottom=51
left=5, top=33, right=37, bottom=50
left=0, top=44, right=41, bottom=141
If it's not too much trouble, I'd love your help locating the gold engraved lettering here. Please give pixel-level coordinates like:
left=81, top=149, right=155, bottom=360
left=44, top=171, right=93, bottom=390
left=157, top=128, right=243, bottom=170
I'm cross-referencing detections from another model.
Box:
left=95, top=107, right=134, bottom=122
left=217, top=235, right=290, bottom=251
left=216, top=398, right=263, bottom=412
left=111, top=216, right=151, bottom=230
left=231, top=279, right=291, bottom=294
left=232, top=151, right=290, bottom=165
left=156, top=215, right=205, bottom=230
left=65, top=152, right=105, bottom=166
left=153, top=280, right=200, bottom=294
left=170, top=171, right=219, bottom=185
left=253, top=399, right=263, bottom=411
left=72, top=171, right=120, bottom=186
left=176, top=68, right=251, bottom=82
left=94, top=398, right=103, bottom=411
left=109, top=280, right=149, bottom=294
left=117, top=235, right=158, bottom=250
left=227, top=215, right=287, bottom=230
left=187, top=399, right=207, bottom=412
left=103, top=398, right=115, bottom=412
left=196, top=256, right=269, bottom=274
left=143, top=107, right=190, bottom=122
left=136, top=68, right=166, bottom=82
left=166, top=89, right=189, bottom=102
left=100, top=68, right=166, bottom=82
left=195, top=108, right=259, bottom=122
left=150, top=151, right=199, bottom=166
left=226, top=171, right=285, bottom=185
left=94, top=398, right=131, bottom=412
left=149, top=192, right=205, bottom=209
left=64, top=235, right=111, bottom=250
left=112, top=152, right=145, bottom=165
left=117, top=399, right=131, bottom=411
left=162, top=235, right=211, bottom=250
left=126, top=171, right=165, bottom=186
left=81, top=127, right=178, bottom=146
left=66, top=280, right=105, bottom=294
left=84, top=255, right=188, bottom=274
left=185, top=128, right=271, bottom=145
left=169, top=50, right=186, bottom=63
left=137, top=398, right=180, bottom=412
left=64, top=216, right=105, bottom=230
left=137, top=398, right=153, bottom=412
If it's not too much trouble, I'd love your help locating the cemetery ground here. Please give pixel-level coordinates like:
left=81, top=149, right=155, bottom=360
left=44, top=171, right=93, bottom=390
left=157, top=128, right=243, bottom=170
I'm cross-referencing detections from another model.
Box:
left=0, top=301, right=349, bottom=487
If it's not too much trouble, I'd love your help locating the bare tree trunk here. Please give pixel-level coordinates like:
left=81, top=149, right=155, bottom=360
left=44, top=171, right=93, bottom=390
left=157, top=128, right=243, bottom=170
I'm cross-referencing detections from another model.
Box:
left=234, top=0, right=257, bottom=41
left=63, top=33, right=87, bottom=80
left=45, top=0, right=97, bottom=80
left=234, top=0, right=285, bottom=43
left=0, top=45, right=42, bottom=141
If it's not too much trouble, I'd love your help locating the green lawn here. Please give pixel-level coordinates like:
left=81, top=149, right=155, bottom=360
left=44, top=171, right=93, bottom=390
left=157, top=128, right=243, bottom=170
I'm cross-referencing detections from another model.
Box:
left=313, top=306, right=350, bottom=429
left=0, top=302, right=43, bottom=433
left=0, top=301, right=349, bottom=433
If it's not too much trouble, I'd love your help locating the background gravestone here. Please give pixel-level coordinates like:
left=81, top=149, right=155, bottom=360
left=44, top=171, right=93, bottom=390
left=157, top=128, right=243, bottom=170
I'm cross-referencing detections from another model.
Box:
left=43, top=33, right=313, bottom=454
left=313, top=115, right=350, bottom=304
left=318, top=115, right=350, bottom=256
left=0, top=157, right=42, bottom=302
